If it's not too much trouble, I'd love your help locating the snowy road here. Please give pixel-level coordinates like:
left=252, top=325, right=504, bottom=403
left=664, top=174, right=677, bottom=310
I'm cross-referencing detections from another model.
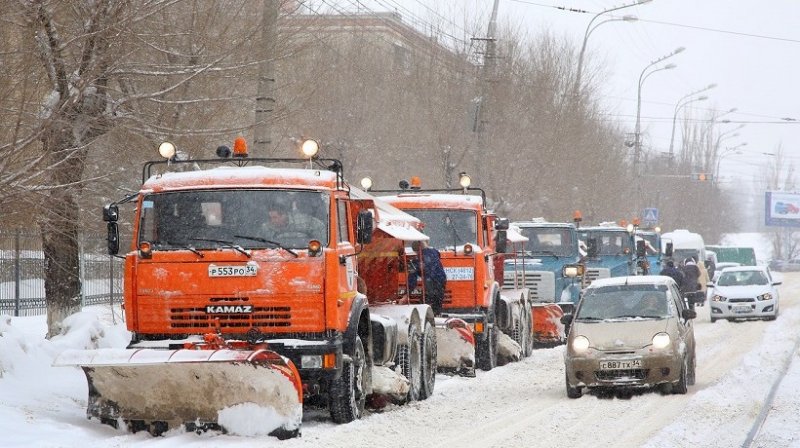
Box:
left=3, top=273, right=800, bottom=448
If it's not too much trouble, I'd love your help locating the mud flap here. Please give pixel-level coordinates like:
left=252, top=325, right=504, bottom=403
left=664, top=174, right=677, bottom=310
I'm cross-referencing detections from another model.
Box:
left=532, top=304, right=566, bottom=346
left=55, top=348, right=303, bottom=436
left=433, top=317, right=475, bottom=377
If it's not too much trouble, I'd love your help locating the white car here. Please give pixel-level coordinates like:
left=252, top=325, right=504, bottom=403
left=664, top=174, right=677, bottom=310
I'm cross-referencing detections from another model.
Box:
left=707, top=266, right=781, bottom=322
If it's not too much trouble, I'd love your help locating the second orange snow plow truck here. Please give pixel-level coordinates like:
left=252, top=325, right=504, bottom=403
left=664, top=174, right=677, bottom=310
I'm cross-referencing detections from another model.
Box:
left=56, top=138, right=438, bottom=437
left=375, top=177, right=532, bottom=375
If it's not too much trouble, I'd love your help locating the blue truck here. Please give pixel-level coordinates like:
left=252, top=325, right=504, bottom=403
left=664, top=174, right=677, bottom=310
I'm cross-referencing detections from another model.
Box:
left=576, top=224, right=636, bottom=284
left=503, top=220, right=583, bottom=313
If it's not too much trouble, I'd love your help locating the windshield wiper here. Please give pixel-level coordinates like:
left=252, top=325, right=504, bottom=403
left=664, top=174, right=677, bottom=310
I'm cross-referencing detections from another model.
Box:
left=162, top=240, right=204, bottom=258
left=188, top=238, right=251, bottom=258
left=234, top=235, right=298, bottom=257
left=533, top=250, right=559, bottom=259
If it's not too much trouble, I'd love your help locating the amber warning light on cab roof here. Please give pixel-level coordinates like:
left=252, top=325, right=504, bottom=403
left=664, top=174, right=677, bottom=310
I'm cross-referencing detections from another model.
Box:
left=213, top=136, right=249, bottom=158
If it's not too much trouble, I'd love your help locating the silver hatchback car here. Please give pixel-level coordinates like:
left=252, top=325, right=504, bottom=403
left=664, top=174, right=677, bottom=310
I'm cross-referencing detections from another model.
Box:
left=563, top=276, right=697, bottom=397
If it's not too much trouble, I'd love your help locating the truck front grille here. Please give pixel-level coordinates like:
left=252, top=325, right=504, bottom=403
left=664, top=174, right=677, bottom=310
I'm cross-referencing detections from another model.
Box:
left=169, top=306, right=292, bottom=329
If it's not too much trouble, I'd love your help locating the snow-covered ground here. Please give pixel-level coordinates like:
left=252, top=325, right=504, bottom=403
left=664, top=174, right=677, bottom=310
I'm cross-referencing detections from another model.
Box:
left=2, top=238, right=799, bottom=447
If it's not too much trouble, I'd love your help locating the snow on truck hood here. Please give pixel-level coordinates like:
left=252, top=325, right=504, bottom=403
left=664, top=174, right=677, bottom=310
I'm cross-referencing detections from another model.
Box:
left=351, top=187, right=429, bottom=242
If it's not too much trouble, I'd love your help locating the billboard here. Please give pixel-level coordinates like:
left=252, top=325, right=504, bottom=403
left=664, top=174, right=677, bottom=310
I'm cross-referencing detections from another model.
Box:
left=765, top=191, right=800, bottom=227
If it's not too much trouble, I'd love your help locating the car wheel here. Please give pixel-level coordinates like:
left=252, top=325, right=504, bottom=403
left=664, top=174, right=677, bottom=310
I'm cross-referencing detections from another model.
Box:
left=672, top=357, right=689, bottom=395
left=566, top=371, right=582, bottom=399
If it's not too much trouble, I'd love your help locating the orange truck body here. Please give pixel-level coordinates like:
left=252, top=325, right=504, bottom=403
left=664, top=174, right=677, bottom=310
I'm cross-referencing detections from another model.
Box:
left=73, top=152, right=438, bottom=435
left=378, top=190, right=532, bottom=369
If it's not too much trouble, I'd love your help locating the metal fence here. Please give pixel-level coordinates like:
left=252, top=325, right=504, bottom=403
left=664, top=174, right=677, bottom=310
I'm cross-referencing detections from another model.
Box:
left=0, top=230, right=124, bottom=317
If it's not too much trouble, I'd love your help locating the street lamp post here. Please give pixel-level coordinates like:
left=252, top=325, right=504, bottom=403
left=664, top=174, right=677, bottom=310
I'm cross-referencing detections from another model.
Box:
left=714, top=143, right=748, bottom=184
left=668, top=83, right=716, bottom=161
left=633, top=47, right=685, bottom=175
left=573, top=6, right=644, bottom=96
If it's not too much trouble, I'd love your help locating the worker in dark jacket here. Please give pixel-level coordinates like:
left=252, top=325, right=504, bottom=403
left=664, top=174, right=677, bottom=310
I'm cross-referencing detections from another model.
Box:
left=408, top=240, right=447, bottom=314
left=680, top=258, right=703, bottom=307
left=659, top=259, right=684, bottom=288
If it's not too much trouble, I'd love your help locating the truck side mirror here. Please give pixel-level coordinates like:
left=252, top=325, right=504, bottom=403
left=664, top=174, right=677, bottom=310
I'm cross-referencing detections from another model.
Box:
left=636, top=240, right=647, bottom=258
left=103, top=204, right=119, bottom=222
left=587, top=238, right=598, bottom=257
left=495, top=230, right=508, bottom=254
left=107, top=222, right=120, bottom=255
left=665, top=241, right=673, bottom=257
left=356, top=210, right=373, bottom=245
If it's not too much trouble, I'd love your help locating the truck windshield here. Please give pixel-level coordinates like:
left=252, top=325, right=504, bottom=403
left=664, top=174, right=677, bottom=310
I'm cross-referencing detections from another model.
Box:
left=403, top=209, right=478, bottom=250
left=586, top=231, right=632, bottom=256
left=518, top=227, right=575, bottom=257
left=138, top=189, right=329, bottom=250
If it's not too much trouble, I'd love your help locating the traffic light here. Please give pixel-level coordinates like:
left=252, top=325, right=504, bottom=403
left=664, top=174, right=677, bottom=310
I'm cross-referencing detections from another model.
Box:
left=691, top=172, right=714, bottom=182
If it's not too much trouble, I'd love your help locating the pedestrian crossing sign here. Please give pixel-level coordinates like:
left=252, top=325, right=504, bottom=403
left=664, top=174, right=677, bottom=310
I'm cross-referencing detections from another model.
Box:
left=642, top=208, right=658, bottom=224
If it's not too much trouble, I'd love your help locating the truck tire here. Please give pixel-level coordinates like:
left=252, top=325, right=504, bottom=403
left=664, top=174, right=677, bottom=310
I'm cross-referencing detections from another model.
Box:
left=329, top=335, right=368, bottom=423
left=397, top=322, right=422, bottom=402
left=419, top=321, right=437, bottom=400
left=476, top=309, right=498, bottom=371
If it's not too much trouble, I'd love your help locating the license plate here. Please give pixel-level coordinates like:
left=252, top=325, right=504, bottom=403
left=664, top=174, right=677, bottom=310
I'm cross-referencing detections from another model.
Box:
left=208, top=264, right=257, bottom=277
left=733, top=305, right=752, bottom=314
left=600, top=359, right=642, bottom=370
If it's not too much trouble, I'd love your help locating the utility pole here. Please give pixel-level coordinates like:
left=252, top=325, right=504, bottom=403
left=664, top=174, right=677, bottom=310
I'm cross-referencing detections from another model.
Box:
left=470, top=0, right=500, bottom=181
left=254, top=0, right=278, bottom=156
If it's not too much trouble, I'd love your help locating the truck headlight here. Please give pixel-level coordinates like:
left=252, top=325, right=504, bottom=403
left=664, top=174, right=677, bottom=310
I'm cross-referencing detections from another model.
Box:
left=572, top=335, right=590, bottom=354
left=757, top=292, right=773, bottom=301
left=301, top=355, right=323, bottom=369
left=652, top=332, right=671, bottom=349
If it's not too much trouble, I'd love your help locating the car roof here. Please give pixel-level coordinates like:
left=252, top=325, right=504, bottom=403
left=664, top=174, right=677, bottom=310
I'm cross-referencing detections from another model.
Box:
left=719, top=265, right=766, bottom=273
left=587, top=275, right=675, bottom=289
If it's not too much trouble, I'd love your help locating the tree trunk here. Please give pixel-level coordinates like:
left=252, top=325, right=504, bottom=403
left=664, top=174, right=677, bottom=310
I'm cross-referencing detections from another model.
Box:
left=39, top=122, right=87, bottom=338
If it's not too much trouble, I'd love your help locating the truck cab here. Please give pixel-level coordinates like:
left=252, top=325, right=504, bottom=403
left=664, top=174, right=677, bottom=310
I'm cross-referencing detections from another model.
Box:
left=577, top=224, right=635, bottom=285
left=504, top=220, right=583, bottom=311
left=377, top=185, right=531, bottom=371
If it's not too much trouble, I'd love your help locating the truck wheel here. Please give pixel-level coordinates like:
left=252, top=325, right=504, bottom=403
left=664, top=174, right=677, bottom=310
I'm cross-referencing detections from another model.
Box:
left=398, top=322, right=422, bottom=402
left=329, top=335, right=368, bottom=423
left=419, top=321, right=437, bottom=400
left=476, top=311, right=498, bottom=371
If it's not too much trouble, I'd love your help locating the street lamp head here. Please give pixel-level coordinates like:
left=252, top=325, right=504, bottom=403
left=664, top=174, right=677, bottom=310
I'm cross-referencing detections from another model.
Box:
left=673, top=46, right=686, bottom=54
left=697, top=95, right=709, bottom=101
left=664, top=63, right=677, bottom=70
left=622, top=15, right=638, bottom=21
left=637, top=0, right=653, bottom=4
left=707, top=83, right=718, bottom=89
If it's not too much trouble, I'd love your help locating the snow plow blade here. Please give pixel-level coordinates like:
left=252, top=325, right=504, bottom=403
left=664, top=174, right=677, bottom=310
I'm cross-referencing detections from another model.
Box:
left=55, top=348, right=303, bottom=438
left=532, top=304, right=566, bottom=347
left=434, top=317, right=476, bottom=377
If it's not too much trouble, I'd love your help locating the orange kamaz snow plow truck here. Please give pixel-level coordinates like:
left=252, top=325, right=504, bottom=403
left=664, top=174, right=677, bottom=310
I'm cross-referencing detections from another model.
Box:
left=55, top=138, right=437, bottom=437
left=373, top=177, right=532, bottom=376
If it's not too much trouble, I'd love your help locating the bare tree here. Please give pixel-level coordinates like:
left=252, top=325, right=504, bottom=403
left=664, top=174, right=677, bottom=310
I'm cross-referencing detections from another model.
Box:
left=1, top=0, right=297, bottom=336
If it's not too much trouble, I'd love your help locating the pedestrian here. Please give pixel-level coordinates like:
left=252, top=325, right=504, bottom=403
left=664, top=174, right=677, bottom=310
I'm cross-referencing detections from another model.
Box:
left=408, top=240, right=447, bottom=314
left=681, top=257, right=703, bottom=307
left=659, top=259, right=684, bottom=288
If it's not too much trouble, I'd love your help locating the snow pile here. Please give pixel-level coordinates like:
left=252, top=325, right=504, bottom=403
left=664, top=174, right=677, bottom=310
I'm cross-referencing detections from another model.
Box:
left=218, top=402, right=301, bottom=437
left=372, top=365, right=410, bottom=402
left=496, top=331, right=521, bottom=365
left=644, top=306, right=800, bottom=447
